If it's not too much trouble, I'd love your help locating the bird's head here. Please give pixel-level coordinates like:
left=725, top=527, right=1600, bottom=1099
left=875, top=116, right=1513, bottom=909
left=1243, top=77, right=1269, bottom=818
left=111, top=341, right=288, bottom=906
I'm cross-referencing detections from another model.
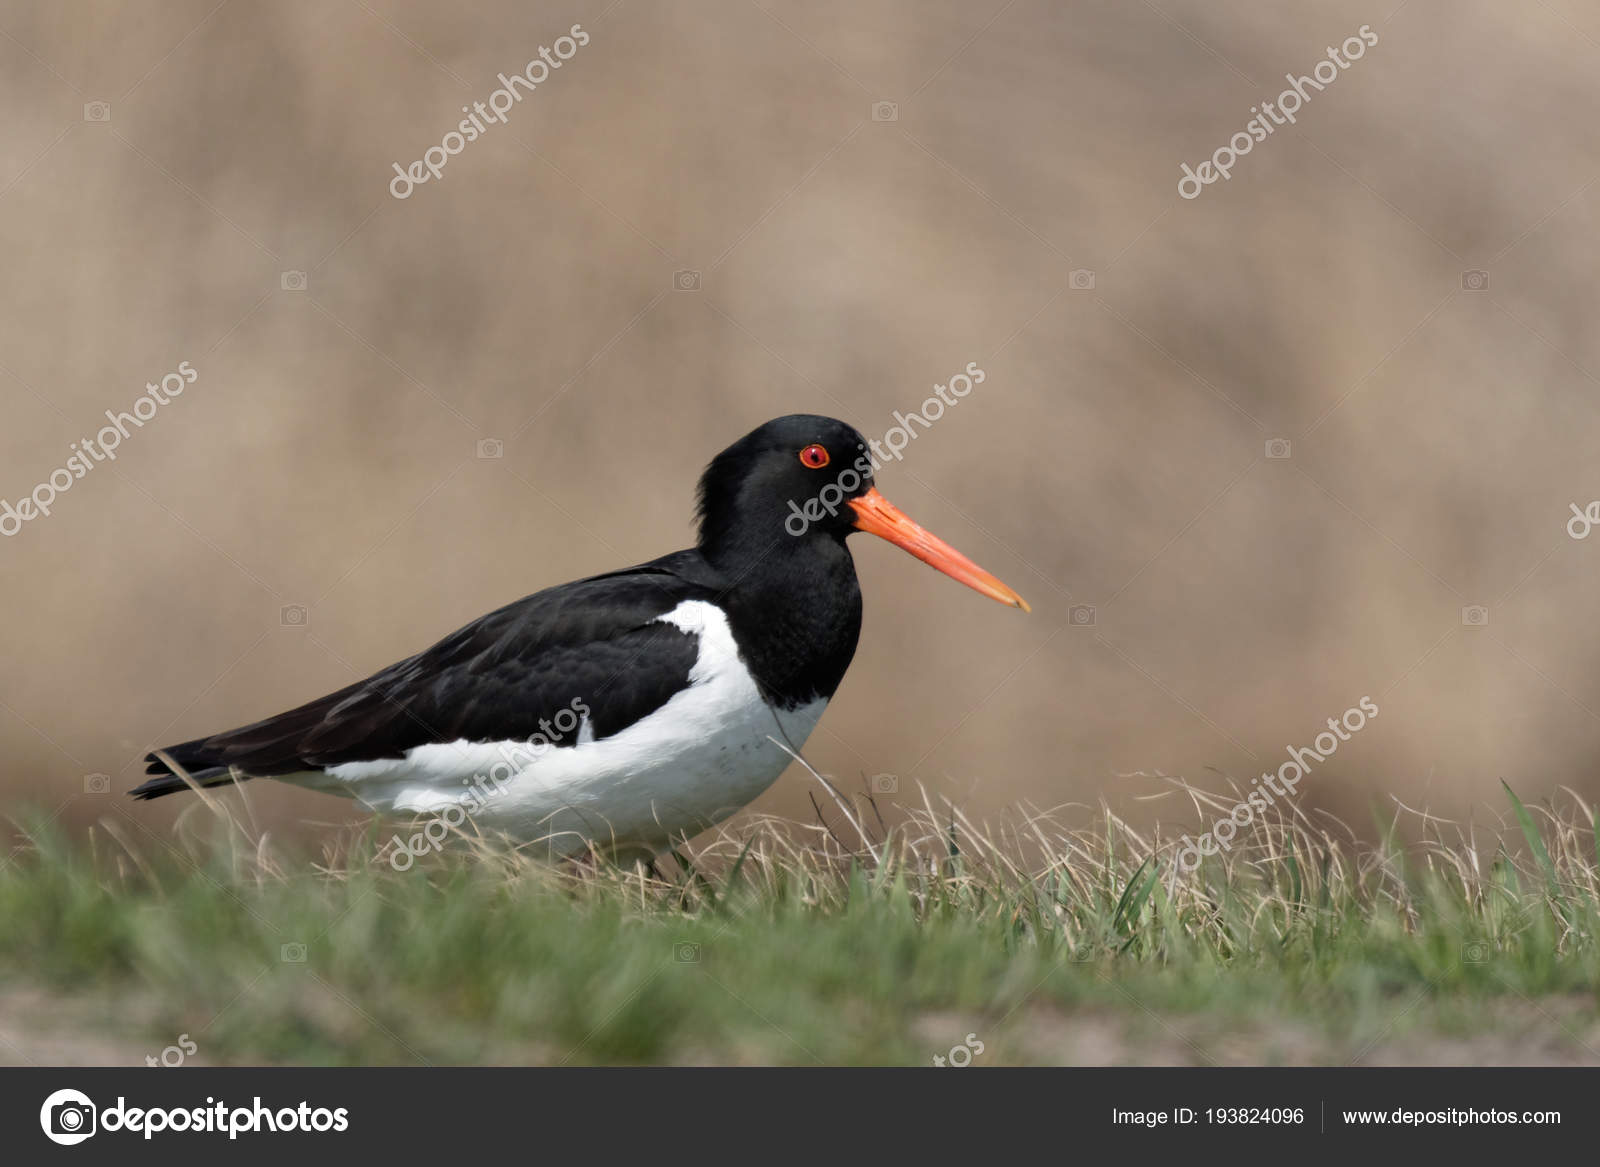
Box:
left=696, top=414, right=1029, bottom=611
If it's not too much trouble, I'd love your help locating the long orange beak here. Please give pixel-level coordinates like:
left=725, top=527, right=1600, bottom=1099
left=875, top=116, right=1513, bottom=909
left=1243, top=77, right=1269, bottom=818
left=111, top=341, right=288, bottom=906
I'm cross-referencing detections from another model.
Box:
left=849, top=487, right=1030, bottom=612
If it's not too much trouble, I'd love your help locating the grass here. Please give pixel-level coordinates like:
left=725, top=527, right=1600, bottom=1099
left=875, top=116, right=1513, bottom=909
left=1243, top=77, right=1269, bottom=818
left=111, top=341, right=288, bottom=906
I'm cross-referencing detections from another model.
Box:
left=2, top=776, right=1600, bottom=1065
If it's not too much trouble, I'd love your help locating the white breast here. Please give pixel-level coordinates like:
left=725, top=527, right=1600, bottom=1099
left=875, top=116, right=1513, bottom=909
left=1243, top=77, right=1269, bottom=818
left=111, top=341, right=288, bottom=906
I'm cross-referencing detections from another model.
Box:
left=311, top=600, right=827, bottom=857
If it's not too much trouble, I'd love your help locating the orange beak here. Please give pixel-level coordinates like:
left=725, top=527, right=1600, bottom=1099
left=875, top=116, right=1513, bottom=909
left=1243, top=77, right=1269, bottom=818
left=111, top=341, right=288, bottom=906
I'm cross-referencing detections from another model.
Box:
left=849, top=488, right=1030, bottom=612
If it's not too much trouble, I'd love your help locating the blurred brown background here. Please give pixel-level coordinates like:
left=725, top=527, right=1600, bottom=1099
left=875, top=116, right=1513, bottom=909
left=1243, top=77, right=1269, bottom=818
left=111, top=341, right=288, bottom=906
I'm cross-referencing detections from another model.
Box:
left=3, top=0, right=1599, bottom=849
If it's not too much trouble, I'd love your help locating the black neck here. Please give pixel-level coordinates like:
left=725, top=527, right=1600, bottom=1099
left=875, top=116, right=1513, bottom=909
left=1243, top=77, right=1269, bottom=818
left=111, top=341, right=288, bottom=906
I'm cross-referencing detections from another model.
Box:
left=699, top=533, right=862, bottom=710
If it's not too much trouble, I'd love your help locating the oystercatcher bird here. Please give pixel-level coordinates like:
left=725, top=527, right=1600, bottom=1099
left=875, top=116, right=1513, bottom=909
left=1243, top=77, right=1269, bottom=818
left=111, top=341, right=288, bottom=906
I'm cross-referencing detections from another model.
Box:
left=134, top=415, right=1028, bottom=859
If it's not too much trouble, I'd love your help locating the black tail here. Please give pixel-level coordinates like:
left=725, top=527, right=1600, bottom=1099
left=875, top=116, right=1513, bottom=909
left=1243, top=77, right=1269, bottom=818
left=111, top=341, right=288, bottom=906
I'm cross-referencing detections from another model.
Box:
left=129, top=767, right=241, bottom=800
left=131, top=739, right=248, bottom=801
left=131, top=661, right=411, bottom=801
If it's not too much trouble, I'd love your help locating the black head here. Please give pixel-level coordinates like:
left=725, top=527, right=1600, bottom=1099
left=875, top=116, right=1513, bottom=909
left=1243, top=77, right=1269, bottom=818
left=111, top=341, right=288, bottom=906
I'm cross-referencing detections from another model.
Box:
left=696, top=414, right=873, bottom=554
left=695, top=414, right=1030, bottom=611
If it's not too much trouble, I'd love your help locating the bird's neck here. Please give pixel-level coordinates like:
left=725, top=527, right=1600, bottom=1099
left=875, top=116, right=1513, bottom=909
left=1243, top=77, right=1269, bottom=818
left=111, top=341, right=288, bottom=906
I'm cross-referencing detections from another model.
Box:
left=699, top=535, right=862, bottom=710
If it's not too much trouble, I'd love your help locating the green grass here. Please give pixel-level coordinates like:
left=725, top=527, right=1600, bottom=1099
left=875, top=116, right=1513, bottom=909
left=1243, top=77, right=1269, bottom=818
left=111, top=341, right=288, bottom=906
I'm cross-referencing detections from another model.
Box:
left=3, top=780, right=1600, bottom=1065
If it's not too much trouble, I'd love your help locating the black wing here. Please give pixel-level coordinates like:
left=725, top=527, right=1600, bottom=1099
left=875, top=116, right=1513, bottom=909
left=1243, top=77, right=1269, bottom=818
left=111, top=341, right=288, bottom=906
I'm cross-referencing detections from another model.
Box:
left=133, top=553, right=721, bottom=799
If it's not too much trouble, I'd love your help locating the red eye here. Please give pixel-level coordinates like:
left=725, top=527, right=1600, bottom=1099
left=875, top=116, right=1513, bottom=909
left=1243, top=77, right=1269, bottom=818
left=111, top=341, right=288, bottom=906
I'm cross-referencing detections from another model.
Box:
left=799, top=444, right=830, bottom=469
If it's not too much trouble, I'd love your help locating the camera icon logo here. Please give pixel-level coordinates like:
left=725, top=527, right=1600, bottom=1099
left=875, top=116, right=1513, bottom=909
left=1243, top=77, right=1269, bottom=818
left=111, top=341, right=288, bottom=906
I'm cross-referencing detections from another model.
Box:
left=673, top=269, right=701, bottom=291
left=871, top=101, right=899, bottom=122
left=869, top=773, right=899, bottom=795
left=1069, top=268, right=1096, bottom=290
left=280, top=604, right=308, bottom=627
left=1461, top=269, right=1489, bottom=291
left=476, top=438, right=504, bottom=460
left=674, top=941, right=701, bottom=964
left=1265, top=438, right=1292, bottom=459
left=83, top=101, right=111, bottom=122
left=83, top=773, right=111, bottom=795
left=1461, top=605, right=1489, bottom=627
left=1069, top=604, right=1096, bottom=627
left=280, top=270, right=308, bottom=292
left=40, top=1088, right=97, bottom=1145
left=1461, top=940, right=1490, bottom=963
left=280, top=942, right=308, bottom=963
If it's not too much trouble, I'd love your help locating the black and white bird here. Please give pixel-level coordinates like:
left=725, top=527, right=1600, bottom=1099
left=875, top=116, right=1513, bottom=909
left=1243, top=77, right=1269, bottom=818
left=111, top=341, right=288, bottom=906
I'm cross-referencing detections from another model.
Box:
left=134, top=415, right=1028, bottom=859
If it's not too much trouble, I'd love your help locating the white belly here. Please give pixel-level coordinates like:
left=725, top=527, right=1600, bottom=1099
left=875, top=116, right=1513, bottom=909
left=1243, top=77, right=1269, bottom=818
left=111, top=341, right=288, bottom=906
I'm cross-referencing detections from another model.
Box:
left=305, top=600, right=827, bottom=857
